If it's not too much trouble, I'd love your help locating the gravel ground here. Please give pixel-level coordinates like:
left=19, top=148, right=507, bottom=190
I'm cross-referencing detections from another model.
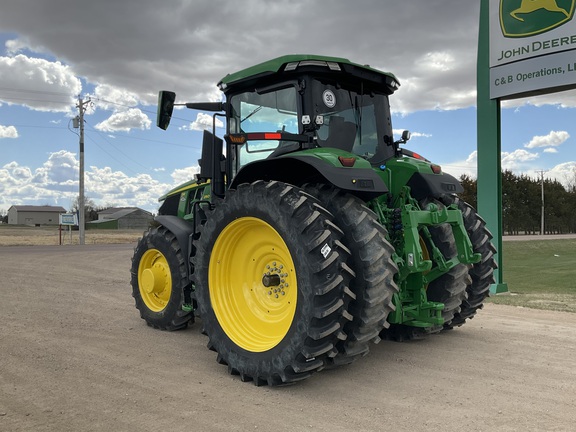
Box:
left=1, top=244, right=575, bottom=432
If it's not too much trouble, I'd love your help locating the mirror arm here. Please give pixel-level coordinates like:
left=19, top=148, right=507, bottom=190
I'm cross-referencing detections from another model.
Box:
left=184, top=102, right=226, bottom=112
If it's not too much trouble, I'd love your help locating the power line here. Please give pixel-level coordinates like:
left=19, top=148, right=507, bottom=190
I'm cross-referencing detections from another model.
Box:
left=83, top=133, right=141, bottom=176
left=84, top=120, right=152, bottom=174
left=5, top=124, right=70, bottom=130
left=0, top=95, right=73, bottom=104
left=88, top=125, right=200, bottom=149
left=90, top=97, right=154, bottom=114
left=0, top=86, right=73, bottom=96
left=0, top=87, right=75, bottom=106
left=91, top=96, right=198, bottom=124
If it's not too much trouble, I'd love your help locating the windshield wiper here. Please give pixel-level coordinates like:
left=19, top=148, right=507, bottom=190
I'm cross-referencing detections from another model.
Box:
left=241, top=106, right=263, bottom=123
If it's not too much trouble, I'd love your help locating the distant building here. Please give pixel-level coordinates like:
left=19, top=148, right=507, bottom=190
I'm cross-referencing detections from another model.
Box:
left=7, top=205, right=67, bottom=225
left=87, top=207, right=153, bottom=230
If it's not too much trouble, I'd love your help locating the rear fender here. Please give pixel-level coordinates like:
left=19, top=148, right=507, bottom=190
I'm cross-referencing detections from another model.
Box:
left=154, top=215, right=194, bottom=279
left=230, top=156, right=388, bottom=200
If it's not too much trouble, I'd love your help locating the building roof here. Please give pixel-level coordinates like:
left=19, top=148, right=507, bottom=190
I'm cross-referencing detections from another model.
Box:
left=9, top=205, right=67, bottom=213
left=98, top=207, right=152, bottom=220
left=97, top=207, right=133, bottom=215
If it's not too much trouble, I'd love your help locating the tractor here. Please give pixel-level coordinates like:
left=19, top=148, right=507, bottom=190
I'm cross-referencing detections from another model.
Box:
left=130, top=54, right=496, bottom=386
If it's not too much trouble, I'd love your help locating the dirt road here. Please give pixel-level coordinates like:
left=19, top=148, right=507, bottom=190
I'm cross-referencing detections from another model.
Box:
left=1, top=244, right=575, bottom=432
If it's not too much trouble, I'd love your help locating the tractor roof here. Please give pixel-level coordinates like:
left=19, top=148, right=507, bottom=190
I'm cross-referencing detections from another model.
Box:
left=217, top=54, right=400, bottom=93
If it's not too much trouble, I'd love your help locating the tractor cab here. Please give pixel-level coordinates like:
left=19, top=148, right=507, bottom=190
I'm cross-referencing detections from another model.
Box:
left=220, top=55, right=403, bottom=175
left=157, top=55, right=414, bottom=199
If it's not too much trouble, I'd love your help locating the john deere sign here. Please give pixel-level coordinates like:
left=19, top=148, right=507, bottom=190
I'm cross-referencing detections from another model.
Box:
left=501, top=0, right=575, bottom=37
left=490, top=0, right=576, bottom=98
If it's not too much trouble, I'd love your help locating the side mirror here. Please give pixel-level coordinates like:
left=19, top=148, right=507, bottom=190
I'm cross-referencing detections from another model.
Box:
left=157, top=91, right=176, bottom=130
left=393, top=129, right=411, bottom=152
left=401, top=130, right=411, bottom=142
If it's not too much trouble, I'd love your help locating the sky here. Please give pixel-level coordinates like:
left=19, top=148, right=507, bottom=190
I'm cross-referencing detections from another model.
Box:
left=1, top=0, right=576, bottom=215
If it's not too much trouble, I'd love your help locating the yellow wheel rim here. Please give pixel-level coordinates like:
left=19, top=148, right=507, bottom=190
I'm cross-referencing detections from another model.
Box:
left=138, top=248, right=172, bottom=312
left=209, top=217, right=297, bottom=352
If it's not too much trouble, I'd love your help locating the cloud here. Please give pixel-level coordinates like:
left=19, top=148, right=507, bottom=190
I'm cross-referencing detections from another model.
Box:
left=503, top=89, right=576, bottom=109
left=439, top=149, right=552, bottom=182
left=393, top=129, right=432, bottom=139
left=4, top=1, right=576, bottom=113
left=94, top=108, right=151, bottom=132
left=0, top=0, right=484, bottom=114
left=86, top=166, right=169, bottom=206
left=5, top=36, right=47, bottom=55
left=547, top=161, right=576, bottom=188
left=524, top=131, right=569, bottom=149
left=501, top=149, right=539, bottom=170
left=180, top=112, right=225, bottom=132
left=419, top=51, right=456, bottom=73
left=440, top=151, right=478, bottom=180
left=0, top=54, right=81, bottom=112
left=92, top=83, right=141, bottom=111
left=0, top=125, right=18, bottom=138
left=1, top=156, right=76, bottom=207
left=0, top=150, right=185, bottom=212
left=171, top=166, right=200, bottom=185
left=543, top=148, right=558, bottom=153
left=36, top=150, right=78, bottom=185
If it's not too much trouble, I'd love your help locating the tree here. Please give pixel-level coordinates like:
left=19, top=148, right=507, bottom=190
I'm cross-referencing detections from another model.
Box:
left=461, top=171, right=575, bottom=235
left=544, top=178, right=573, bottom=234
left=70, top=196, right=98, bottom=222
left=459, top=174, right=477, bottom=210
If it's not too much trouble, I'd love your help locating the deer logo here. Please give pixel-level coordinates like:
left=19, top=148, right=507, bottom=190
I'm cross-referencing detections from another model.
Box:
left=511, top=0, right=570, bottom=21
left=500, top=0, right=575, bottom=38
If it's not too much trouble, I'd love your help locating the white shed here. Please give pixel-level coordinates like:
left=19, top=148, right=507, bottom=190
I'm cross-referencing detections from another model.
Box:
left=7, top=205, right=67, bottom=225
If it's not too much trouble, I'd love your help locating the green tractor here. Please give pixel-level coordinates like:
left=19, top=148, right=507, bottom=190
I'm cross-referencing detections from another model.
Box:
left=130, top=54, right=496, bottom=385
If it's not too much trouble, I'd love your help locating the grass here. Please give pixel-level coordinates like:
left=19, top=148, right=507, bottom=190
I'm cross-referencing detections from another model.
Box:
left=486, top=239, right=576, bottom=313
left=0, top=224, right=143, bottom=246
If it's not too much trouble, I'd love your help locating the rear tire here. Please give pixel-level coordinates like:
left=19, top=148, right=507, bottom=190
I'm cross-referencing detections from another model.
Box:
left=193, top=181, right=354, bottom=385
left=303, top=184, right=398, bottom=365
left=438, top=195, right=497, bottom=327
left=130, top=225, right=193, bottom=330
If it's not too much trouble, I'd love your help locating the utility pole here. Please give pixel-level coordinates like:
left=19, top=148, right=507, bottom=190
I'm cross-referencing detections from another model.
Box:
left=76, top=97, right=91, bottom=245
left=536, top=170, right=546, bottom=236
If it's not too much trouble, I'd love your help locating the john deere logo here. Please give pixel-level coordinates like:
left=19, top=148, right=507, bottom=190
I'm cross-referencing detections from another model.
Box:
left=500, top=0, right=575, bottom=37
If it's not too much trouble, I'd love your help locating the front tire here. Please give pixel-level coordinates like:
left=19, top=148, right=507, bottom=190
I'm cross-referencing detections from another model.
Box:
left=130, top=225, right=193, bottom=330
left=193, top=181, right=354, bottom=385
